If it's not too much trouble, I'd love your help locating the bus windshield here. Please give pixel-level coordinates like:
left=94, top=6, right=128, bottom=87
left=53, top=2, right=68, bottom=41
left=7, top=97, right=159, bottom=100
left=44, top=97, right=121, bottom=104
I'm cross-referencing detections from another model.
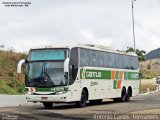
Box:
left=26, top=49, right=68, bottom=87
left=26, top=61, right=67, bottom=87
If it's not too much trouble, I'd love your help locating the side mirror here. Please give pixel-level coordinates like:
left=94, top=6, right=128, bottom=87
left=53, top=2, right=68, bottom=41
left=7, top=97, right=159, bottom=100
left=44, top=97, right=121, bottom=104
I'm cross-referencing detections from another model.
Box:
left=17, top=59, right=26, bottom=73
left=64, top=58, right=69, bottom=73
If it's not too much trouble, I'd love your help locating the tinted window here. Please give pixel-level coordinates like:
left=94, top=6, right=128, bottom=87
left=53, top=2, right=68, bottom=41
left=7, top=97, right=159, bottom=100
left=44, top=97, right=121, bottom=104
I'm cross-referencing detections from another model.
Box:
left=129, top=56, right=139, bottom=70
left=70, top=48, right=79, bottom=84
left=80, top=48, right=90, bottom=67
left=98, top=51, right=107, bottom=67
left=123, top=55, right=130, bottom=69
left=108, top=53, right=116, bottom=68
left=70, top=48, right=78, bottom=68
left=28, top=49, right=67, bottom=61
left=115, top=54, right=123, bottom=69
left=133, top=56, right=139, bottom=69
left=90, top=50, right=99, bottom=67
left=79, top=48, right=139, bottom=70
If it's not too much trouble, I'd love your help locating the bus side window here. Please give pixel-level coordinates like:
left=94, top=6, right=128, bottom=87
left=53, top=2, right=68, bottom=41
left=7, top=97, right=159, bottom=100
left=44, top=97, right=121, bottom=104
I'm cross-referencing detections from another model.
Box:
left=129, top=56, right=138, bottom=70
left=123, top=55, right=130, bottom=69
left=69, top=64, right=75, bottom=85
left=90, top=50, right=99, bottom=67
left=115, top=54, right=123, bottom=69
left=108, top=53, right=115, bottom=68
left=80, top=48, right=90, bottom=67
left=69, top=48, right=79, bottom=85
left=98, top=51, right=106, bottom=67
left=134, top=57, right=139, bottom=70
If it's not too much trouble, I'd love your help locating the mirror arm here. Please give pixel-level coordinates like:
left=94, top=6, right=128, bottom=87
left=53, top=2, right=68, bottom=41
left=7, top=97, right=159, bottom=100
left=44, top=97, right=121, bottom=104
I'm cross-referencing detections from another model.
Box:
left=17, top=59, right=26, bottom=73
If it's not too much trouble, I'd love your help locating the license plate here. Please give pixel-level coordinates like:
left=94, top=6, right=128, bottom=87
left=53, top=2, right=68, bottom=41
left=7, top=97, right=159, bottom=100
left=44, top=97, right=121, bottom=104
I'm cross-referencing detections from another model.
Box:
left=41, top=97, right=48, bottom=100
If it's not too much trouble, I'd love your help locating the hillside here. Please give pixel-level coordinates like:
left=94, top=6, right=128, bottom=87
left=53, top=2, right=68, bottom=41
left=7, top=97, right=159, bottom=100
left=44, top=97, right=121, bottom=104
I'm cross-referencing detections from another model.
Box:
left=145, top=47, right=160, bottom=60
left=0, top=50, right=26, bottom=94
left=140, top=58, right=160, bottom=79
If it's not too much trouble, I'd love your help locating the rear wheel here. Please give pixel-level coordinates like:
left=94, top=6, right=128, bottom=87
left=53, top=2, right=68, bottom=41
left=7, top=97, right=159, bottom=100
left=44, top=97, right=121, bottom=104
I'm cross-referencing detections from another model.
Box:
left=43, top=102, right=53, bottom=108
left=113, top=88, right=126, bottom=102
left=76, top=89, right=88, bottom=107
left=120, top=88, right=126, bottom=102
left=125, top=90, right=131, bottom=101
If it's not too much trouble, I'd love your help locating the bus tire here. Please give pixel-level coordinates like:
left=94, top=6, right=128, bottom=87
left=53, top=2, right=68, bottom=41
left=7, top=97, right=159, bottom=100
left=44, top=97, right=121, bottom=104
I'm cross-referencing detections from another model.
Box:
left=76, top=89, right=88, bottom=107
left=90, top=99, right=102, bottom=104
left=43, top=102, right=53, bottom=108
left=120, top=88, right=126, bottom=102
left=125, top=89, right=131, bottom=102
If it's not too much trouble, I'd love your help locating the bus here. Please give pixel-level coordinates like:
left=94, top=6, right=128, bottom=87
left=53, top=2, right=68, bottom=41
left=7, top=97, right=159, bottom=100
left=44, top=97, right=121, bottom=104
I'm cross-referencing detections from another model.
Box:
left=17, top=44, right=140, bottom=108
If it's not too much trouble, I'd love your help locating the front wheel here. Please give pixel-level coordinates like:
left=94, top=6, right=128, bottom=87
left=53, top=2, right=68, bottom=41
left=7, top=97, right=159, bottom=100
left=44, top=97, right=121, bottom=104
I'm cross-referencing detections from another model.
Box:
left=43, top=102, right=53, bottom=108
left=76, top=90, right=88, bottom=107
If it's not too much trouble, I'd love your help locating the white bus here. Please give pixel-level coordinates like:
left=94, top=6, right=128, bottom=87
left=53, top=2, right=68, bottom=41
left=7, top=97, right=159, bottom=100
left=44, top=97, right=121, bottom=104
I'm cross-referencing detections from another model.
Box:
left=17, top=44, right=140, bottom=108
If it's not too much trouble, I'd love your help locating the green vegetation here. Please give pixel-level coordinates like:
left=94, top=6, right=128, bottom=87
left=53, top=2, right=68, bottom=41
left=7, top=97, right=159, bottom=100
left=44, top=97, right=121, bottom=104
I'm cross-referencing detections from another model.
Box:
left=126, top=47, right=146, bottom=61
left=140, top=70, right=160, bottom=79
left=0, top=50, right=26, bottom=94
left=147, top=64, right=151, bottom=70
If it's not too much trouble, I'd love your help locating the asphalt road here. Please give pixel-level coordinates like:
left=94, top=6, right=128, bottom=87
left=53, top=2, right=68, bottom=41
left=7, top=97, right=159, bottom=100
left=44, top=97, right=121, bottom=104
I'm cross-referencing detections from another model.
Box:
left=0, top=91, right=160, bottom=120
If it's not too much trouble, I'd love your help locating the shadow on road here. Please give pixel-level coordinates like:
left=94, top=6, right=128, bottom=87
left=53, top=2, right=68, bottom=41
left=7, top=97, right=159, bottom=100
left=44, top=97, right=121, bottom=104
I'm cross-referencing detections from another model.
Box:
left=35, top=100, right=120, bottom=110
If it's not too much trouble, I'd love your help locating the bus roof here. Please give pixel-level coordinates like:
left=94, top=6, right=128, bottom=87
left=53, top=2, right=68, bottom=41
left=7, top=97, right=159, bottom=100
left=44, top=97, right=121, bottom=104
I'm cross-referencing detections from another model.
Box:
left=30, top=44, right=137, bottom=57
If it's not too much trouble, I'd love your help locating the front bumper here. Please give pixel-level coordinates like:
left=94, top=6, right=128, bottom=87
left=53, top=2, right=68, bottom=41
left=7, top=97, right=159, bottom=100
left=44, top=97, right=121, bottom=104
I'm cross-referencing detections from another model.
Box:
left=26, top=93, right=68, bottom=103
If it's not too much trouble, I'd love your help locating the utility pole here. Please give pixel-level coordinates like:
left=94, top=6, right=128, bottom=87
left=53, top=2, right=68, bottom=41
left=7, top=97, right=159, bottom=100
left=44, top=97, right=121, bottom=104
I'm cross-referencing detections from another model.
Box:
left=131, top=0, right=136, bottom=51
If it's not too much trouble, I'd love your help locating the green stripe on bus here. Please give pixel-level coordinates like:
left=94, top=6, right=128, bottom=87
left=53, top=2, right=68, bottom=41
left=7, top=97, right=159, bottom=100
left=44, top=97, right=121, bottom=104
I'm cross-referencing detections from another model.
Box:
left=124, top=72, right=139, bottom=80
left=80, top=68, right=111, bottom=79
left=80, top=68, right=139, bottom=80
left=115, top=71, right=119, bottom=80
left=113, top=80, right=117, bottom=89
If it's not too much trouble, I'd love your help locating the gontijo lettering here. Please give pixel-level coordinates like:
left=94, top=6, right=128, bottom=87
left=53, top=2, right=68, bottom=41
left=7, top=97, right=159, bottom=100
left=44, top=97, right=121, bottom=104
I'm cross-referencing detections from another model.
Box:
left=86, top=71, right=101, bottom=78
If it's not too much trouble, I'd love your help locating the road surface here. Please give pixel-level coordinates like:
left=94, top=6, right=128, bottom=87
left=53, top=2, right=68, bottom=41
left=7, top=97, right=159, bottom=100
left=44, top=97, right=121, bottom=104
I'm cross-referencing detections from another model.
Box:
left=0, top=91, right=160, bottom=120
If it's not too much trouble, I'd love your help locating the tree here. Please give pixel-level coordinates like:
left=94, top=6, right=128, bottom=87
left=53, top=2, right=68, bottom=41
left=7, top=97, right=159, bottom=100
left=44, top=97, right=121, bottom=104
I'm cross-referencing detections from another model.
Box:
left=126, top=47, right=134, bottom=52
left=126, top=47, right=146, bottom=61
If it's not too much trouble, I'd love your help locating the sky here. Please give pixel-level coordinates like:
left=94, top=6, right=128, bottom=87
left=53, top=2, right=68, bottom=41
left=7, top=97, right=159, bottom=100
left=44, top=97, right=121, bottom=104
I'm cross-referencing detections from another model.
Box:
left=0, top=0, right=160, bottom=53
